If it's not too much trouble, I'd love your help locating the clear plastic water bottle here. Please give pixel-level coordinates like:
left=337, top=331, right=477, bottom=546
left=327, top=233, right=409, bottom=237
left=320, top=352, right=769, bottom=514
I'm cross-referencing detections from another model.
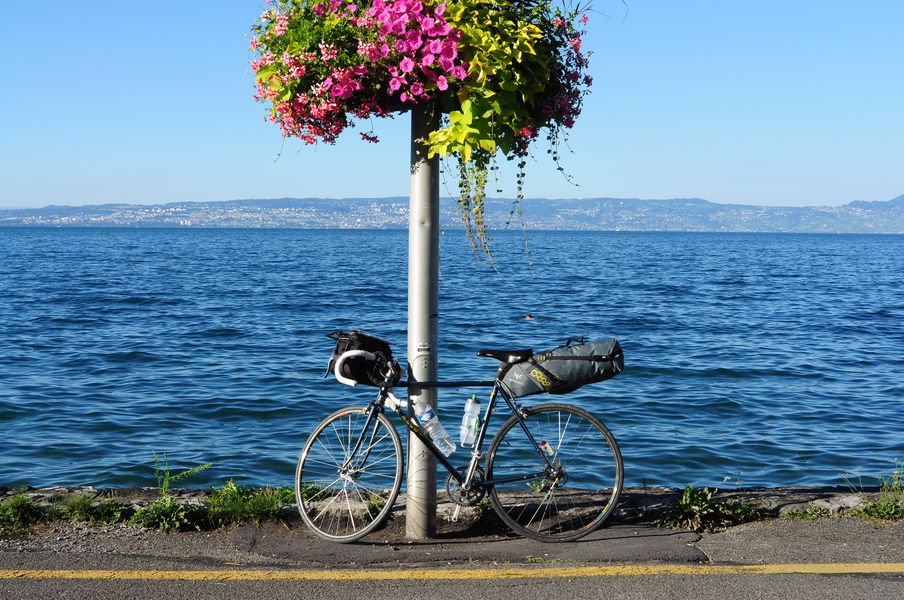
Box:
left=413, top=401, right=456, bottom=456
left=459, top=395, right=481, bottom=447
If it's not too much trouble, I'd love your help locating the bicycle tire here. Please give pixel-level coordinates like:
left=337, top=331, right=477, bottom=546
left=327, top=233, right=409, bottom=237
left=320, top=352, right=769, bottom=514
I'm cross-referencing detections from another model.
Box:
left=486, top=402, right=623, bottom=542
left=295, top=405, right=403, bottom=543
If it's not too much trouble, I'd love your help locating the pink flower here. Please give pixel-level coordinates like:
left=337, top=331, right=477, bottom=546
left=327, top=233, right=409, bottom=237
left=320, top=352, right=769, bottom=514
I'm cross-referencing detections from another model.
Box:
left=436, top=75, right=448, bottom=90
left=581, top=14, right=589, bottom=25
left=389, top=77, right=404, bottom=91
left=420, top=53, right=435, bottom=66
left=428, top=39, right=443, bottom=54
left=400, top=57, right=416, bottom=73
left=410, top=81, right=424, bottom=96
left=406, top=30, right=423, bottom=50
left=450, top=65, right=467, bottom=79
left=319, top=42, right=338, bottom=61
left=434, top=3, right=446, bottom=16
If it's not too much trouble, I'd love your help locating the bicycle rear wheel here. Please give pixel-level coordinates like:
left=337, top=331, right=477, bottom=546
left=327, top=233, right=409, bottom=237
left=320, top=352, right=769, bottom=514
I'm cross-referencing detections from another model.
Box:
left=486, top=403, right=623, bottom=542
left=295, top=405, right=403, bottom=542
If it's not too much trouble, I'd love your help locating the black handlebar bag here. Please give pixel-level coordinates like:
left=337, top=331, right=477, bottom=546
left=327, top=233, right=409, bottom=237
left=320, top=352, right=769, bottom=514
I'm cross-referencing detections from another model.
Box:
left=500, top=338, right=624, bottom=399
left=325, top=330, right=399, bottom=387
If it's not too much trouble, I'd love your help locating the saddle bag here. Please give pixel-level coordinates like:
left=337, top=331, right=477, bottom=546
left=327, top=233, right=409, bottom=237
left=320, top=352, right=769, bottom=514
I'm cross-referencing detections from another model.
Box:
left=499, top=338, right=624, bottom=399
left=325, top=330, right=400, bottom=387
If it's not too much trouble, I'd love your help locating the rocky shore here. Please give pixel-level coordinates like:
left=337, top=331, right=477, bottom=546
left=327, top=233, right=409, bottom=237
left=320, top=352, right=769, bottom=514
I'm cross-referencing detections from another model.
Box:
left=1, top=484, right=875, bottom=535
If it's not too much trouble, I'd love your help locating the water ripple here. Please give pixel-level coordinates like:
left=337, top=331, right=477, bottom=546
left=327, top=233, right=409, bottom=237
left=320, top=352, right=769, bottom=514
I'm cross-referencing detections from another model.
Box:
left=0, top=228, right=901, bottom=489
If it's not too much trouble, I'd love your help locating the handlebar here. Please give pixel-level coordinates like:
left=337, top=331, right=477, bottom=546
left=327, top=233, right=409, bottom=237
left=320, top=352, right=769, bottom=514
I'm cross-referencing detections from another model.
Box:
left=333, top=350, right=376, bottom=387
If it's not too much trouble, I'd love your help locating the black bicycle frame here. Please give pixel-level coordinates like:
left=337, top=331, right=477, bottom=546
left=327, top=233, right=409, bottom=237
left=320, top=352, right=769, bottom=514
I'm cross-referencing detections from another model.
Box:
left=382, top=378, right=553, bottom=489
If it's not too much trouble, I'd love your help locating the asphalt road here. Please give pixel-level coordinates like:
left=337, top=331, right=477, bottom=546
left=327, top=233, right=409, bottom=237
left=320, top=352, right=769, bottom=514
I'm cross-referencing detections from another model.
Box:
left=2, top=515, right=903, bottom=599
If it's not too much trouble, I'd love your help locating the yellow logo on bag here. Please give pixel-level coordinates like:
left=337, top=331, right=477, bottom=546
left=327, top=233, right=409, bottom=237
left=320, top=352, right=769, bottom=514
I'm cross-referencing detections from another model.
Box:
left=530, top=369, right=552, bottom=388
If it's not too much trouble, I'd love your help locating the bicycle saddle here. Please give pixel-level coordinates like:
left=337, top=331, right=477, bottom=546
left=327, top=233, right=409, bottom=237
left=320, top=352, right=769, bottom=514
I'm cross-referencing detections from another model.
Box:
left=476, top=348, right=534, bottom=364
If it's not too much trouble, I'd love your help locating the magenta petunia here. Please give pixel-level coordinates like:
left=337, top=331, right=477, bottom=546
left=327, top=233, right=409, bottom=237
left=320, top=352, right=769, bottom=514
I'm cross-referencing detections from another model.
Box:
left=436, top=75, right=448, bottom=91
left=400, top=57, right=416, bottom=73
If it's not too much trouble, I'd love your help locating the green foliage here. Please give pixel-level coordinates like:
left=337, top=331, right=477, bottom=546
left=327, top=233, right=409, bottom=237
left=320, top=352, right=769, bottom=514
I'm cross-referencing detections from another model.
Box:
left=130, top=496, right=205, bottom=533
left=61, top=495, right=94, bottom=522
left=428, top=0, right=549, bottom=162
left=125, top=452, right=213, bottom=532
left=59, top=495, right=133, bottom=525
left=0, top=494, right=42, bottom=534
left=251, top=0, right=594, bottom=263
left=365, top=491, right=387, bottom=518
left=152, top=451, right=211, bottom=497
left=782, top=505, right=830, bottom=521
left=297, top=482, right=327, bottom=502
left=654, top=485, right=771, bottom=532
left=206, top=480, right=286, bottom=528
left=847, top=459, right=904, bottom=521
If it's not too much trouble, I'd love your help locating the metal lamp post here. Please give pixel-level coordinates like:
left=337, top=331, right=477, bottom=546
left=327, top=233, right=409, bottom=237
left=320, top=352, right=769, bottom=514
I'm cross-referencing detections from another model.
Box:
left=405, top=101, right=440, bottom=539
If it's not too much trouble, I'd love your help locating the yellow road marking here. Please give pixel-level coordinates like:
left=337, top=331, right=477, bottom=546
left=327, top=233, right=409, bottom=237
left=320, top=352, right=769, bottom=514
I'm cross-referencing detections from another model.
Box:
left=1, top=564, right=903, bottom=581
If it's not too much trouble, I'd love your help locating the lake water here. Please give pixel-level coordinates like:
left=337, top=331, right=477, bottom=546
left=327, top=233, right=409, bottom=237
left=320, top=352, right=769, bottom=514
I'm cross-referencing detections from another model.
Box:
left=1, top=228, right=901, bottom=490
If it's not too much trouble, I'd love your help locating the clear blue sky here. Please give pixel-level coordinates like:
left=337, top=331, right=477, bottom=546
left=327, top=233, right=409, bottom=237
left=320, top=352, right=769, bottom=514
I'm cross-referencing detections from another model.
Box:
left=1, top=1, right=901, bottom=209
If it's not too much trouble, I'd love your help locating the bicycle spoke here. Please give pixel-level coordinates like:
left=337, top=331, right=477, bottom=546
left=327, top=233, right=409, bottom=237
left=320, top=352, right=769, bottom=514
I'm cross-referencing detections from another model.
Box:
left=296, top=406, right=403, bottom=543
left=487, top=403, right=623, bottom=542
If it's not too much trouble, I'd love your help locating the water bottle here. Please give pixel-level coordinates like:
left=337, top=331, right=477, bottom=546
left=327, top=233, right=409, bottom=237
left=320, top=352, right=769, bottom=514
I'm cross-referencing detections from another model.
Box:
left=413, top=401, right=456, bottom=456
left=459, top=395, right=481, bottom=447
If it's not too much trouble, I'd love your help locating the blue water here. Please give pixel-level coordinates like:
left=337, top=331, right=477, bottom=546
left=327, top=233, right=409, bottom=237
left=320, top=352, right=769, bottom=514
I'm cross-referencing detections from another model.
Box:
left=1, top=228, right=901, bottom=489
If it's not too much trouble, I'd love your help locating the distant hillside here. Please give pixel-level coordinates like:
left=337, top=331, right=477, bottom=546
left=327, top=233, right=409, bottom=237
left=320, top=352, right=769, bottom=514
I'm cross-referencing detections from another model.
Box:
left=1, top=195, right=902, bottom=233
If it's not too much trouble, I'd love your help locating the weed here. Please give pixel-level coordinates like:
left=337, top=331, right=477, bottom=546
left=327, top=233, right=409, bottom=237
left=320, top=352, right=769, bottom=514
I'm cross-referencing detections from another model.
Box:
left=92, top=501, right=133, bottom=524
left=152, top=451, right=211, bottom=496
left=62, top=495, right=95, bottom=521
left=782, top=505, right=830, bottom=520
left=58, top=495, right=133, bottom=525
left=654, top=485, right=770, bottom=532
left=127, top=452, right=212, bottom=532
left=130, top=496, right=205, bottom=533
left=297, top=482, right=326, bottom=502
left=365, top=491, right=386, bottom=518
left=277, top=486, right=295, bottom=505
left=206, top=480, right=284, bottom=528
left=0, top=494, right=42, bottom=534
left=846, top=459, right=904, bottom=521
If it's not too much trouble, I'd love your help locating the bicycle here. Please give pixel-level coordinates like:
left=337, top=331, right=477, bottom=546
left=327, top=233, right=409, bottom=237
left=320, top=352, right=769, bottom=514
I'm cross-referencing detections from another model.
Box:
left=295, top=330, right=625, bottom=543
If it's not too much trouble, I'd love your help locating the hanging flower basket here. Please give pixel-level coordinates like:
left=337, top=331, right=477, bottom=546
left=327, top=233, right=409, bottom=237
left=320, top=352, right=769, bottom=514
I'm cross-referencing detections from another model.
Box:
left=250, top=0, right=593, bottom=256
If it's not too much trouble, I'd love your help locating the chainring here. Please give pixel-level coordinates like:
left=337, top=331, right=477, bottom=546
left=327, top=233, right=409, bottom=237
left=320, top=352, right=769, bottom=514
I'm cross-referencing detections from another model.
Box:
left=445, top=466, right=485, bottom=507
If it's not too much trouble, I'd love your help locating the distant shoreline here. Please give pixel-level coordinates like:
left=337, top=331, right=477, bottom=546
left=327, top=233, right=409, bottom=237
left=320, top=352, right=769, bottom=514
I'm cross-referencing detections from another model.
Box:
left=2, top=195, right=902, bottom=233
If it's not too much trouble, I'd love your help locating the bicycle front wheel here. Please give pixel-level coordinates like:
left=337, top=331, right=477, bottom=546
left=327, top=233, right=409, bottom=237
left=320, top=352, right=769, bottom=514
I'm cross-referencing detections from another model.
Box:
left=486, top=403, right=623, bottom=542
left=295, top=405, right=403, bottom=543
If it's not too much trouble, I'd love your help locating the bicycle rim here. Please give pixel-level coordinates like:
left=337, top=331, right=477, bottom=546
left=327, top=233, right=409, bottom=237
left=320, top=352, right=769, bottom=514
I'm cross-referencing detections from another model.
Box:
left=296, top=406, right=403, bottom=542
left=486, top=403, right=623, bottom=542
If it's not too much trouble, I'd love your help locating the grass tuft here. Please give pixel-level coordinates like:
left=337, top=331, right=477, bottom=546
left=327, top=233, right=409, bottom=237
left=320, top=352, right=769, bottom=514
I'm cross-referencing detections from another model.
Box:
left=654, top=485, right=771, bottom=532
left=206, top=480, right=286, bottom=528
left=0, top=494, right=43, bottom=534
left=845, top=459, right=904, bottom=521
